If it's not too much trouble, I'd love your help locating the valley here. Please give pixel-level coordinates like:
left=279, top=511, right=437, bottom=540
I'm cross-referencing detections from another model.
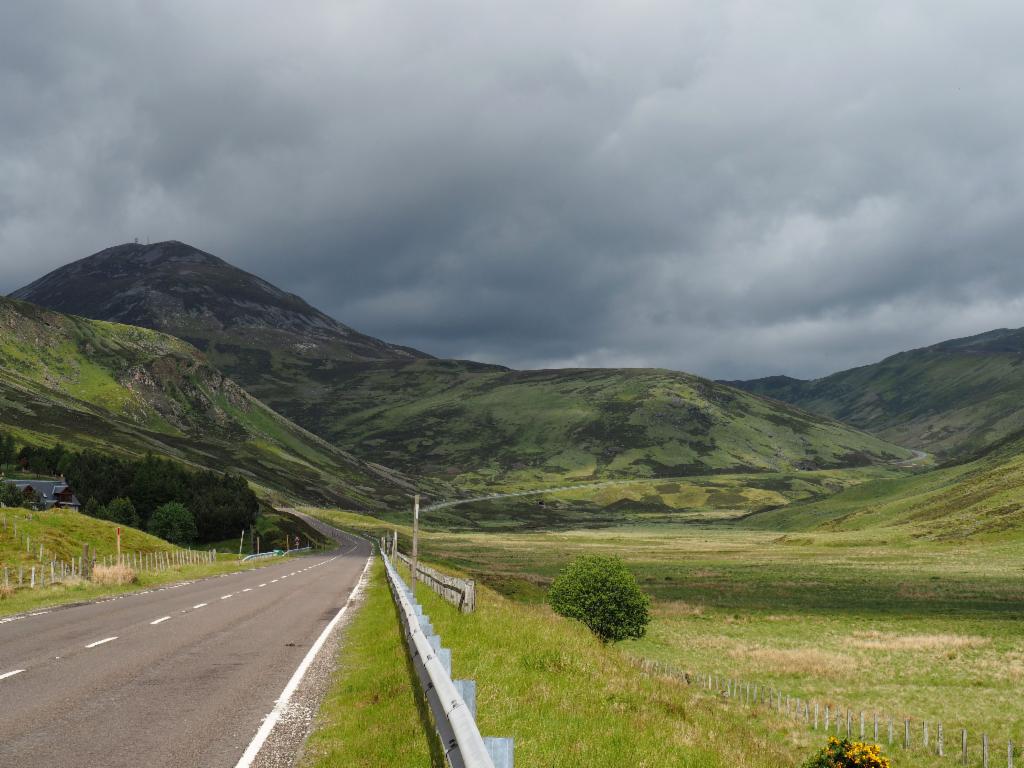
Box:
left=3, top=241, right=1024, bottom=768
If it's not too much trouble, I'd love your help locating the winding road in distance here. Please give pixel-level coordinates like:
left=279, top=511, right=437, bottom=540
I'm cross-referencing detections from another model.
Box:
left=0, top=521, right=370, bottom=768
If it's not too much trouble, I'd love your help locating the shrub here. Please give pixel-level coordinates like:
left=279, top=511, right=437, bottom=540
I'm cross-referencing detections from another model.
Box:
left=148, top=502, right=197, bottom=545
left=0, top=482, right=28, bottom=509
left=103, top=497, right=141, bottom=528
left=803, top=738, right=891, bottom=768
left=91, top=564, right=137, bottom=586
left=547, top=554, right=650, bottom=642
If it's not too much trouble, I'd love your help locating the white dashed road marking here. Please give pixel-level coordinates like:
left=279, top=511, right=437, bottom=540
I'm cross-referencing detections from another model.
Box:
left=193, top=603, right=208, bottom=609
left=0, top=669, right=26, bottom=680
left=221, top=594, right=233, bottom=600
left=151, top=616, right=171, bottom=625
left=242, top=588, right=252, bottom=592
left=258, top=584, right=266, bottom=588
left=85, top=637, right=118, bottom=649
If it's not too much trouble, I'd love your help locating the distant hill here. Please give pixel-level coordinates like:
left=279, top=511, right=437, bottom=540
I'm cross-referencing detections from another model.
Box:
left=304, top=362, right=912, bottom=488
left=0, top=296, right=412, bottom=509
left=13, top=242, right=913, bottom=489
left=743, top=425, right=1024, bottom=540
left=10, top=241, right=431, bottom=410
left=729, top=327, right=1024, bottom=460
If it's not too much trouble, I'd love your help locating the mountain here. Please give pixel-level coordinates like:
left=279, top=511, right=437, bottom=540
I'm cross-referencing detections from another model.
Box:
left=10, top=240, right=431, bottom=410
left=0, top=296, right=412, bottom=509
left=730, top=327, right=1024, bottom=460
left=13, top=242, right=913, bottom=489
left=244, top=360, right=915, bottom=489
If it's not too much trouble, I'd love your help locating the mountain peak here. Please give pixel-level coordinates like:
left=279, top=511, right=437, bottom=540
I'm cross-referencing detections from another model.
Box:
left=10, top=240, right=431, bottom=376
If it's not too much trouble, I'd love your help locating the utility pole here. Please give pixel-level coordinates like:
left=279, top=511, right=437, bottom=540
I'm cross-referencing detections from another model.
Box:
left=411, top=494, right=420, bottom=589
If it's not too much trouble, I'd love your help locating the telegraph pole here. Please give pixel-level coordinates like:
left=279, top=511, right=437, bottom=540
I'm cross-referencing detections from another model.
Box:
left=411, top=494, right=420, bottom=589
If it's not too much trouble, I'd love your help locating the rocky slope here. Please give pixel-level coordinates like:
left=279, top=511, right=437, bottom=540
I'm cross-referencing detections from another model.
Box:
left=0, top=296, right=413, bottom=509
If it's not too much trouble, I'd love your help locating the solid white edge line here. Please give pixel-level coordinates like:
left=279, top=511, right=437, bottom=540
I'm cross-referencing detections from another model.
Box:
left=234, top=554, right=373, bottom=768
left=0, top=669, right=26, bottom=680
left=151, top=616, right=171, bottom=625
left=85, top=636, right=118, bottom=648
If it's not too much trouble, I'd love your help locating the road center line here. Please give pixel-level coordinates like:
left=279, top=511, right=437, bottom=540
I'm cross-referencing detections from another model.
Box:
left=85, top=637, right=118, bottom=648
left=242, top=588, right=252, bottom=592
left=0, top=669, right=26, bottom=680
left=150, top=616, right=171, bottom=625
left=193, top=602, right=208, bottom=609
left=221, top=594, right=233, bottom=600
left=258, top=584, right=266, bottom=588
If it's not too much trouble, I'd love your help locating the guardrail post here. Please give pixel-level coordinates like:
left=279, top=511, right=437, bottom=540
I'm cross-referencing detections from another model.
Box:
left=484, top=738, right=514, bottom=768
left=454, top=680, right=477, bottom=717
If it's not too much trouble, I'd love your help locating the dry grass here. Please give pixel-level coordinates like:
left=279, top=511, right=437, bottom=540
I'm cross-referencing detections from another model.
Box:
left=0, top=584, right=13, bottom=599
left=727, top=645, right=859, bottom=676
left=849, top=630, right=991, bottom=652
left=655, top=601, right=705, bottom=618
left=91, top=564, right=137, bottom=586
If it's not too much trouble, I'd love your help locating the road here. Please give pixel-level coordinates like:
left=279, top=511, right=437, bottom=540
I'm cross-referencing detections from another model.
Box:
left=0, top=524, right=371, bottom=768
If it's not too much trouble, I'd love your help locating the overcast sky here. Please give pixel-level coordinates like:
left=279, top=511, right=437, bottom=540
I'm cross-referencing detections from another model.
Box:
left=3, top=2, right=1024, bottom=379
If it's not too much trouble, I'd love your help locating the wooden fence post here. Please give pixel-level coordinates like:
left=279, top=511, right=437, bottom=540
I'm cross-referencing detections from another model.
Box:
left=938, top=722, right=944, bottom=756
left=962, top=728, right=968, bottom=766
left=904, top=719, right=910, bottom=749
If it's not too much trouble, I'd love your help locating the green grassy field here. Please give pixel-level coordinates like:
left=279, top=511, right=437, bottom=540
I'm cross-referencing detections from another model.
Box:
left=307, top=505, right=1023, bottom=766
left=304, top=558, right=863, bottom=768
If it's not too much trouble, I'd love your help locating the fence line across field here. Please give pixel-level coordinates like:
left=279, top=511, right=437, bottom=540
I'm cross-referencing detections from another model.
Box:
left=389, top=544, right=476, bottom=613
left=637, top=658, right=1016, bottom=768
left=1, top=544, right=217, bottom=591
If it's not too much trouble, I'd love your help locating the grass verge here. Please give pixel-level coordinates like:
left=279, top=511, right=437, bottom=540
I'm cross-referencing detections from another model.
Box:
left=301, top=560, right=439, bottom=767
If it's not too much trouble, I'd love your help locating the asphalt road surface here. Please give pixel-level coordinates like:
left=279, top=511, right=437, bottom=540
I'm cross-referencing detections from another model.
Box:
left=0, top=526, right=371, bottom=768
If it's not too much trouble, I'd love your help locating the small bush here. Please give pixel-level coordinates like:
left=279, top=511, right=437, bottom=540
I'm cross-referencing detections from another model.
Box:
left=547, top=554, right=650, bottom=642
left=0, top=584, right=14, bottom=600
left=91, top=564, right=137, bottom=586
left=803, top=738, right=891, bottom=768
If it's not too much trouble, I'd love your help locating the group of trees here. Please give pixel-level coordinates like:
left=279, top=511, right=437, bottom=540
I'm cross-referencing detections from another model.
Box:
left=13, top=441, right=258, bottom=545
left=0, top=431, right=18, bottom=470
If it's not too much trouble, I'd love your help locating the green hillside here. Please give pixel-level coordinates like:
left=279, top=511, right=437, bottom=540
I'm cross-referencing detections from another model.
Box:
left=300, top=362, right=912, bottom=489
left=12, top=242, right=914, bottom=494
left=742, top=427, right=1024, bottom=539
left=731, top=327, right=1024, bottom=459
left=0, top=297, right=412, bottom=510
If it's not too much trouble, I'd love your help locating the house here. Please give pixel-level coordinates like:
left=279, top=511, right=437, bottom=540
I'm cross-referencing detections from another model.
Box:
left=4, top=479, right=81, bottom=511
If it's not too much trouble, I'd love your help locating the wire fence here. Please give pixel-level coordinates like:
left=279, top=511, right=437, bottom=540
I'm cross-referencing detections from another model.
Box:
left=638, top=658, right=1016, bottom=768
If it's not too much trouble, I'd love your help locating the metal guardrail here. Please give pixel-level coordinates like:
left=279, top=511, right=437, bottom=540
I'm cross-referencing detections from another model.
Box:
left=241, top=552, right=279, bottom=562
left=382, top=552, right=512, bottom=768
left=240, top=546, right=313, bottom=562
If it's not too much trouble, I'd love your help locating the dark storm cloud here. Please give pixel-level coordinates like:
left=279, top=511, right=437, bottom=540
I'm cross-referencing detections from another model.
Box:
left=3, top=1, right=1024, bottom=378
